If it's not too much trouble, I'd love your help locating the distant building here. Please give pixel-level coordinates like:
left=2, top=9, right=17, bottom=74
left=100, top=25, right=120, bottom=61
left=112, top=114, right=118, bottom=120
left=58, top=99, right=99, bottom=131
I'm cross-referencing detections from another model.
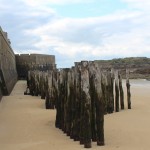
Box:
left=15, top=53, right=56, bottom=79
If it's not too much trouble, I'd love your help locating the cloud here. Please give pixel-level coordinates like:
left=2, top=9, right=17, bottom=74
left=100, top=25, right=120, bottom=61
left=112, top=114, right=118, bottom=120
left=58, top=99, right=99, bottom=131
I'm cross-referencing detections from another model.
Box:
left=24, top=9, right=143, bottom=55
left=122, top=0, right=150, bottom=10
left=0, top=0, right=150, bottom=68
left=0, top=0, right=57, bottom=53
left=21, top=0, right=94, bottom=6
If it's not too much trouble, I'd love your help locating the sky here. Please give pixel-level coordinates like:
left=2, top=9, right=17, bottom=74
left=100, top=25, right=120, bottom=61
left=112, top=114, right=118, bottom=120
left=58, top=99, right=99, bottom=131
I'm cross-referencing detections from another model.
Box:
left=0, top=0, right=150, bottom=68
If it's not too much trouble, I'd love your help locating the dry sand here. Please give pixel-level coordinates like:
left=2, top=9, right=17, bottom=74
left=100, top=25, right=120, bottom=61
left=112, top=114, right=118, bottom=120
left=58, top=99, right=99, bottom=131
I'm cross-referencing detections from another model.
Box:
left=0, top=80, right=150, bottom=150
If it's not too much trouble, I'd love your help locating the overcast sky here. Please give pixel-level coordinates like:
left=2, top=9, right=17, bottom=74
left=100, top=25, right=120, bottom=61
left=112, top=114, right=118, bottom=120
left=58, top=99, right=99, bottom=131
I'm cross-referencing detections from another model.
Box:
left=0, top=0, right=150, bottom=68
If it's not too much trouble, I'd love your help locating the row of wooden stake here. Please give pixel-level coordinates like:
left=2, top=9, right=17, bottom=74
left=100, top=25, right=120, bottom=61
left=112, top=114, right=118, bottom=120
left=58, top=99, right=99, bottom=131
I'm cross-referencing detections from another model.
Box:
left=25, top=61, right=131, bottom=148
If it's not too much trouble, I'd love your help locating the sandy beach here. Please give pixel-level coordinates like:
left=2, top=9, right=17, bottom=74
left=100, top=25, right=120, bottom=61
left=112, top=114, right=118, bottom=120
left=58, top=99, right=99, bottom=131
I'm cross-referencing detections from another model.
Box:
left=0, top=80, right=150, bottom=150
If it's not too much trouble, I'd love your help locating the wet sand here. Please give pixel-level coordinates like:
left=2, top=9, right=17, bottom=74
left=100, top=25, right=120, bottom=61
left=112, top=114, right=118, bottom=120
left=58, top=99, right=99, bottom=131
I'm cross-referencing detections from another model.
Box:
left=0, top=80, right=150, bottom=150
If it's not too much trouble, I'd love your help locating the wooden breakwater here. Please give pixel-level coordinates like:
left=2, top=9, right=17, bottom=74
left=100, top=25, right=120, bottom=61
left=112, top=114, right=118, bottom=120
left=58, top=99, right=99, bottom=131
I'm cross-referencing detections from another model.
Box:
left=25, top=61, right=131, bottom=148
left=0, top=27, right=18, bottom=100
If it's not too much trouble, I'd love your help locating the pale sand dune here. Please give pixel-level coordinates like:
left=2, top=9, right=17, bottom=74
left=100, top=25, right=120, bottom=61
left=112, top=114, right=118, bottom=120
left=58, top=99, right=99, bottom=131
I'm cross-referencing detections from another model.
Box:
left=0, top=80, right=150, bottom=150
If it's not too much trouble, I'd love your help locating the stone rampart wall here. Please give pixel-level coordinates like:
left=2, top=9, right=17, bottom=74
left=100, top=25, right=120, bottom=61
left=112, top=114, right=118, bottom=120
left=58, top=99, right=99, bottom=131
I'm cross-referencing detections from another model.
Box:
left=0, top=27, right=18, bottom=95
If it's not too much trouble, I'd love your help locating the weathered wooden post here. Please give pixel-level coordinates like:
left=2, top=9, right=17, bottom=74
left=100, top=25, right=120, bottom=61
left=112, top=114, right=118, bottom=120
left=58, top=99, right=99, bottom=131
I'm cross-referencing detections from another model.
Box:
left=93, top=62, right=105, bottom=146
left=126, top=69, right=131, bottom=109
left=79, top=62, right=86, bottom=145
left=107, top=71, right=114, bottom=113
left=58, top=68, right=69, bottom=132
left=80, top=61, right=92, bottom=148
left=45, top=71, right=53, bottom=109
left=101, top=72, right=108, bottom=114
left=115, top=70, right=119, bottom=112
left=56, top=69, right=66, bottom=130
left=34, top=71, right=40, bottom=96
left=40, top=73, right=46, bottom=99
left=69, top=67, right=76, bottom=139
left=64, top=68, right=70, bottom=133
left=30, top=71, right=36, bottom=96
left=88, top=61, right=97, bottom=142
left=59, top=69, right=65, bottom=131
left=119, top=72, right=124, bottom=109
left=53, top=69, right=58, bottom=108
left=65, top=68, right=72, bottom=136
left=77, top=62, right=85, bottom=145
left=55, top=70, right=61, bottom=128
left=73, top=62, right=81, bottom=141
left=50, top=71, right=55, bottom=109
left=111, top=68, right=115, bottom=112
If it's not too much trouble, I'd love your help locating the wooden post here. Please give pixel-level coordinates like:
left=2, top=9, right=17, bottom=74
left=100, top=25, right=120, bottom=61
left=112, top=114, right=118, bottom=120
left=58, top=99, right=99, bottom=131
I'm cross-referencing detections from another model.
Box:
left=119, top=72, right=124, bottom=109
left=34, top=71, right=40, bottom=96
left=40, top=73, right=46, bottom=99
left=55, top=70, right=61, bottom=128
left=101, top=73, right=107, bottom=114
left=30, top=71, right=36, bottom=96
left=53, top=69, right=58, bottom=109
left=80, top=61, right=92, bottom=148
left=65, top=69, right=72, bottom=136
left=115, top=70, right=119, bottom=112
left=93, top=62, right=105, bottom=146
left=73, top=62, right=81, bottom=141
left=88, top=61, right=97, bottom=142
left=78, top=62, right=85, bottom=145
left=107, top=71, right=114, bottom=113
left=45, top=71, right=52, bottom=109
left=69, top=68, right=76, bottom=139
left=58, top=68, right=69, bottom=133
left=126, top=69, right=131, bottom=109
left=111, top=68, right=115, bottom=112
